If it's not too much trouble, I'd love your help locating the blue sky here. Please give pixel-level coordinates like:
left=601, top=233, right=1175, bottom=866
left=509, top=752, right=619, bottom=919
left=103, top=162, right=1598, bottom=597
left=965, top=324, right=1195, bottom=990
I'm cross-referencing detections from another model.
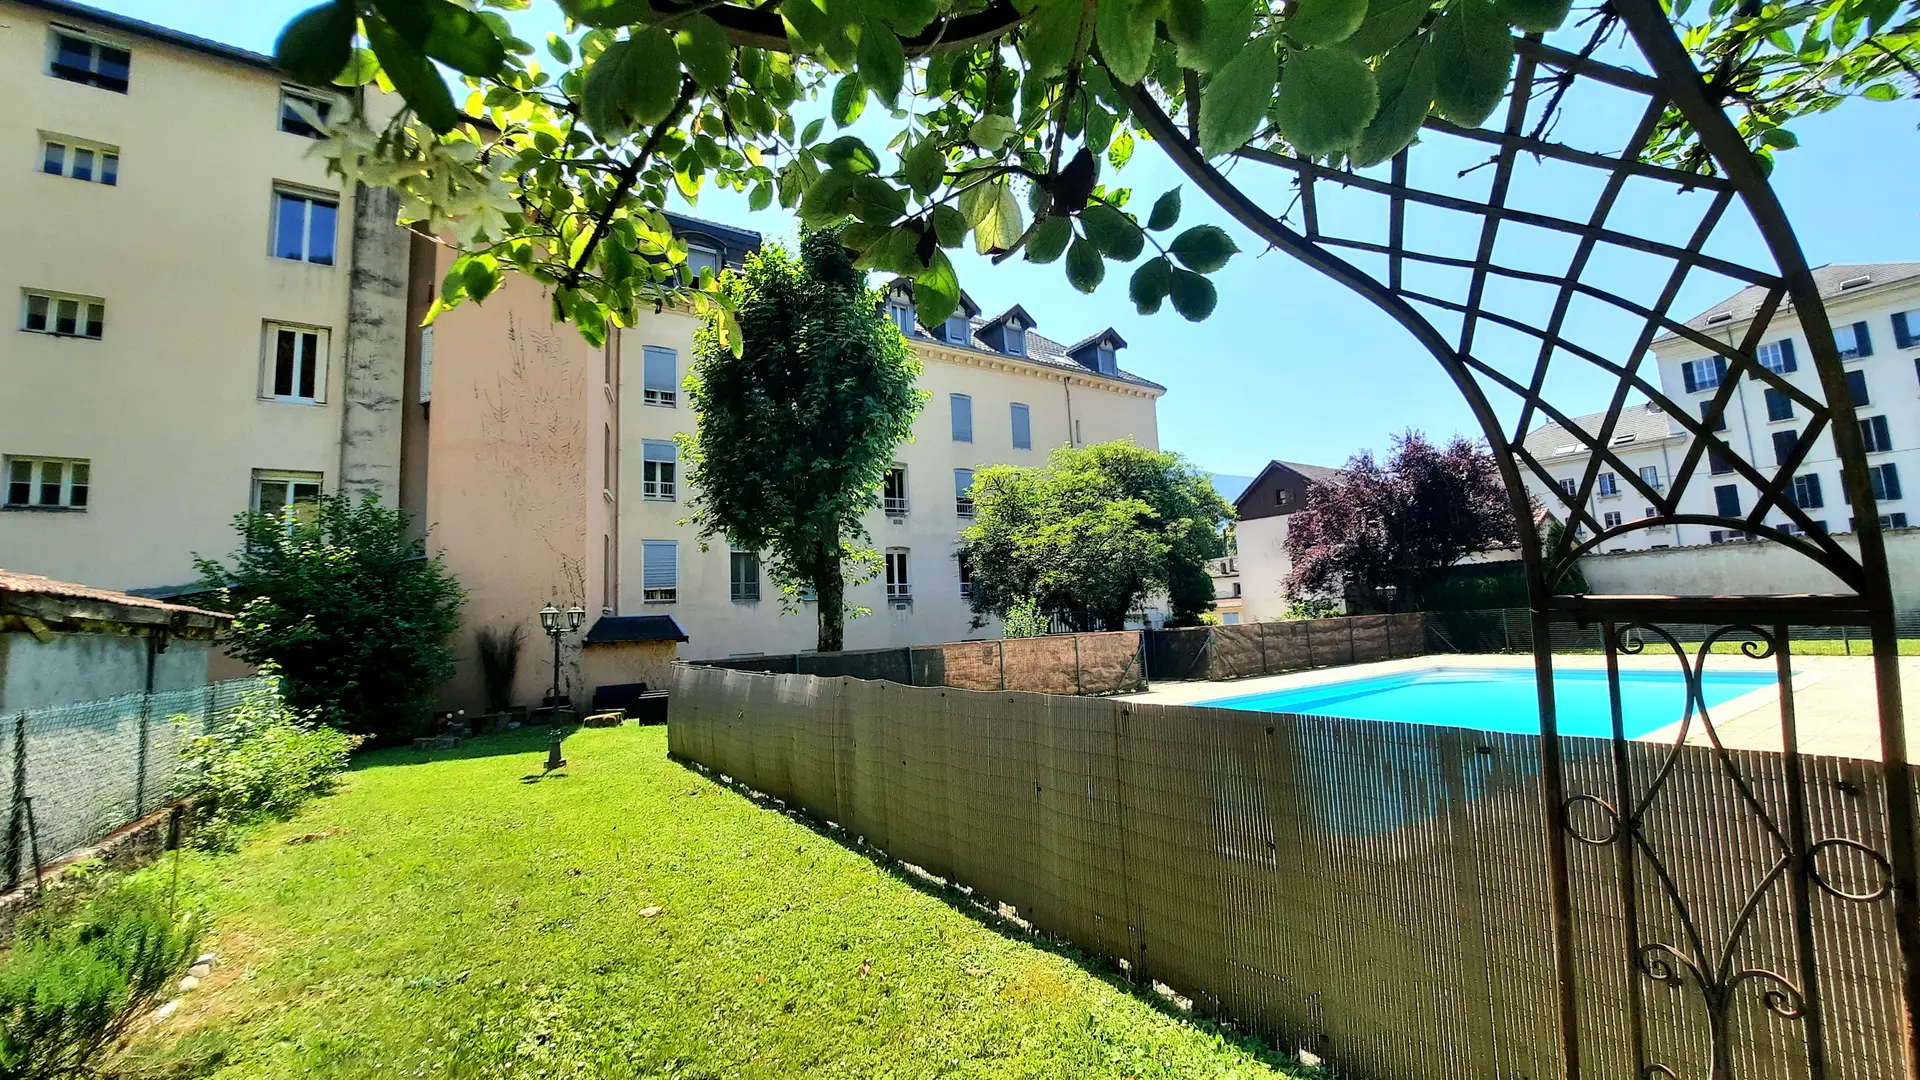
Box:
left=101, top=1, right=1920, bottom=476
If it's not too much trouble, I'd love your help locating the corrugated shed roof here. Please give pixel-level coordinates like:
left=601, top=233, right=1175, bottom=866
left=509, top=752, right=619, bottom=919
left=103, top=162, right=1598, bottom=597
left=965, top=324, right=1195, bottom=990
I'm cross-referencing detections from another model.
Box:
left=1520, top=402, right=1679, bottom=460
left=1669, top=262, right=1920, bottom=336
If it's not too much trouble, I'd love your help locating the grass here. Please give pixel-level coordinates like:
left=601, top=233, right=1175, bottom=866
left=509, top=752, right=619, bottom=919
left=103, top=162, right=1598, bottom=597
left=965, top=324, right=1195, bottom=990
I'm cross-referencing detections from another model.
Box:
left=127, top=726, right=1311, bottom=1080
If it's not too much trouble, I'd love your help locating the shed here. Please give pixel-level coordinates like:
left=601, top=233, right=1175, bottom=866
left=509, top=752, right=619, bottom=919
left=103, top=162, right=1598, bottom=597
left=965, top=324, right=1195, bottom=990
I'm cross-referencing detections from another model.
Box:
left=581, top=614, right=688, bottom=696
left=0, top=570, right=230, bottom=712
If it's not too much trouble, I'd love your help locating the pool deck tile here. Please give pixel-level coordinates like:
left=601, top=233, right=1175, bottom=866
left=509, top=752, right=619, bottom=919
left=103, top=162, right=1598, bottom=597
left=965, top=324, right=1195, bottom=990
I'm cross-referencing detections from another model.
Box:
left=1119, top=653, right=1916, bottom=762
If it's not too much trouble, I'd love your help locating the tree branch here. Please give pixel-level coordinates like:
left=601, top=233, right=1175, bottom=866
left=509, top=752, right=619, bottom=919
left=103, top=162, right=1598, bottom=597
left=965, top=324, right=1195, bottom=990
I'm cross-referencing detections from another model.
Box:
left=561, top=78, right=701, bottom=290
left=644, top=0, right=1028, bottom=55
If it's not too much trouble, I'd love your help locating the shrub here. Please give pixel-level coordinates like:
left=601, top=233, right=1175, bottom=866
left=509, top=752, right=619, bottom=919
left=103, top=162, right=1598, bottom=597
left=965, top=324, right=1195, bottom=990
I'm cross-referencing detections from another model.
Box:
left=0, top=879, right=200, bottom=1079
left=1000, top=597, right=1050, bottom=639
left=475, top=625, right=526, bottom=714
left=172, top=688, right=359, bottom=851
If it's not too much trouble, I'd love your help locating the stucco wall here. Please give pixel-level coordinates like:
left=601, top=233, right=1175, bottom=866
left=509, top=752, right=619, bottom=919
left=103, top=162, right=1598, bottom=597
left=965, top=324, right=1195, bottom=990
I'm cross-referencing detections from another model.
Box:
left=581, top=641, right=677, bottom=698
left=0, top=632, right=210, bottom=712
left=1579, top=526, right=1920, bottom=611
left=1235, top=513, right=1294, bottom=623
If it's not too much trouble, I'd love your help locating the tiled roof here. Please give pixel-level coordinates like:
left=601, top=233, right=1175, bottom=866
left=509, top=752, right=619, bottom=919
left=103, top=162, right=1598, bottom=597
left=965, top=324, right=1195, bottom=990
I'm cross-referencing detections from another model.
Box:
left=584, top=614, right=689, bottom=644
left=930, top=318, right=1166, bottom=392
left=1668, top=262, right=1920, bottom=336
left=1270, top=459, right=1341, bottom=483
left=18, top=0, right=279, bottom=72
left=0, top=569, right=229, bottom=639
left=1520, top=402, right=1679, bottom=460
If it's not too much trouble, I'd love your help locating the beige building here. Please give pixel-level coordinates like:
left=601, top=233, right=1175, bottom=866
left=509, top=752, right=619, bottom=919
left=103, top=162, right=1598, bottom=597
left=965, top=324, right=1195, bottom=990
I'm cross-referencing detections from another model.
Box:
left=1, top=0, right=409, bottom=594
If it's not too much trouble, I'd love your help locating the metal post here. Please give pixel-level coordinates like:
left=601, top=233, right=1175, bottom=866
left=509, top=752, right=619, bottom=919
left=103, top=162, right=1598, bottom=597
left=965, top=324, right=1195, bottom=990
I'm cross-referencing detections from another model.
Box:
left=999, top=639, right=1007, bottom=690
left=4, top=714, right=22, bottom=889
left=1259, top=620, right=1270, bottom=673
left=1073, top=634, right=1083, bottom=695
left=1532, top=607, right=1582, bottom=1080
left=545, top=626, right=566, bottom=771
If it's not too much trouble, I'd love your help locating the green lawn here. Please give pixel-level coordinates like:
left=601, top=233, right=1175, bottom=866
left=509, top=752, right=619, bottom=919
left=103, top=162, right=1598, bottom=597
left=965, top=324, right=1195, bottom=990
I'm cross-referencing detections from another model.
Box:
left=130, top=726, right=1309, bottom=1080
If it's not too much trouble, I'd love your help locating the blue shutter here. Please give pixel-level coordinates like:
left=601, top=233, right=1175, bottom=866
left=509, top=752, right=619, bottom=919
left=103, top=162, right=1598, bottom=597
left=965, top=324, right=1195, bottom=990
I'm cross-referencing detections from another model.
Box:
left=1715, top=484, right=1741, bottom=517
left=1683, top=363, right=1700, bottom=393
left=1010, top=403, right=1031, bottom=449
left=642, top=440, right=676, bottom=462
left=643, top=346, right=677, bottom=397
left=1895, top=311, right=1914, bottom=349
left=1852, top=321, right=1873, bottom=358
left=1847, top=370, right=1870, bottom=405
left=1713, top=356, right=1728, bottom=382
left=642, top=541, right=677, bottom=589
left=950, top=394, right=972, bottom=442
left=1884, top=464, right=1902, bottom=501
left=1776, top=339, right=1796, bottom=373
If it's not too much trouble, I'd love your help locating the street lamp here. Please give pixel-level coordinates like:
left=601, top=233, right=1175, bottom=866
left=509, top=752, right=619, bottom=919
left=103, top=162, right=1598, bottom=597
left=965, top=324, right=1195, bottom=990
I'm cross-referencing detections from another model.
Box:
left=1379, top=583, right=1399, bottom=613
left=539, top=601, right=587, bottom=770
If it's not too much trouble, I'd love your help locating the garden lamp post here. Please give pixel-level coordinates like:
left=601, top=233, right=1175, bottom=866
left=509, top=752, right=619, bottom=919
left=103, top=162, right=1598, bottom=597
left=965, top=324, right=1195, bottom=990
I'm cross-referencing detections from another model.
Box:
left=539, top=601, right=586, bottom=770
left=1379, top=584, right=1398, bottom=614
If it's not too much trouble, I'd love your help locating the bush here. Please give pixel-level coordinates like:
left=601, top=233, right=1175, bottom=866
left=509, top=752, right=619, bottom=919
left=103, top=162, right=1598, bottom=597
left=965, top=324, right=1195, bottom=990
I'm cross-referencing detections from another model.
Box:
left=0, top=880, right=200, bottom=1079
left=1000, top=597, right=1050, bottom=639
left=172, top=688, right=359, bottom=851
left=195, top=493, right=465, bottom=739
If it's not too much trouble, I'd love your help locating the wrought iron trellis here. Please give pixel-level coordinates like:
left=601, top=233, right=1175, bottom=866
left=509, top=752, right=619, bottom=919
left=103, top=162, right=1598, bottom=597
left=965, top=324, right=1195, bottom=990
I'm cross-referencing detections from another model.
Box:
left=1118, top=3, right=1920, bottom=1077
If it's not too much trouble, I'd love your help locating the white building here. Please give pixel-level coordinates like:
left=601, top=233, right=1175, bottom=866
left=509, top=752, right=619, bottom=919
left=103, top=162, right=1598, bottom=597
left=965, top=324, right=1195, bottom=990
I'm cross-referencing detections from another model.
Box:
left=1520, top=263, right=1920, bottom=550
left=1228, top=459, right=1340, bottom=622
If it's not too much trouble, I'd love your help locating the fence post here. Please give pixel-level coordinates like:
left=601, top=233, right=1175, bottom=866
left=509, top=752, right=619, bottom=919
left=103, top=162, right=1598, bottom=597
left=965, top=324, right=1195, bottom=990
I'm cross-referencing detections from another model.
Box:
left=903, top=647, right=916, bottom=686
left=1503, top=609, right=1515, bottom=653
left=999, top=640, right=1007, bottom=690
left=1074, top=634, right=1083, bottom=695
left=135, top=692, right=152, bottom=817
left=1258, top=620, right=1270, bottom=673
left=3, top=714, right=22, bottom=889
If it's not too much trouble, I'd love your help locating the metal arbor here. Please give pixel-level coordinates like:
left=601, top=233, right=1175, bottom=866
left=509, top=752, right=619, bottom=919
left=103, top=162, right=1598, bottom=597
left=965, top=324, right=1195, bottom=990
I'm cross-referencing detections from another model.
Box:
left=1121, top=5, right=1918, bottom=1078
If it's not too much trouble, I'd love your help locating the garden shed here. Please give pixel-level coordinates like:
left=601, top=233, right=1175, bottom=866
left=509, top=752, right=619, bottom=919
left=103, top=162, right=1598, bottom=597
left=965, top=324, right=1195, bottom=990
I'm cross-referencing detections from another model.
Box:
left=0, top=570, right=229, bottom=712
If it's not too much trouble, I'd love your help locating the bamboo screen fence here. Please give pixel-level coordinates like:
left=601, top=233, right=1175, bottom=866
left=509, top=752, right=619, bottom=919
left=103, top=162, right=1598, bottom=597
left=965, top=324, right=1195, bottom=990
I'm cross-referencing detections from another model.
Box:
left=669, top=665, right=1910, bottom=1079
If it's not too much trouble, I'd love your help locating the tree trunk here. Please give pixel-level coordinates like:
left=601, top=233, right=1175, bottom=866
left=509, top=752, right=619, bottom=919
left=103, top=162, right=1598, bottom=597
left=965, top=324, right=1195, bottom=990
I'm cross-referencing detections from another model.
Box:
left=815, top=534, right=845, bottom=653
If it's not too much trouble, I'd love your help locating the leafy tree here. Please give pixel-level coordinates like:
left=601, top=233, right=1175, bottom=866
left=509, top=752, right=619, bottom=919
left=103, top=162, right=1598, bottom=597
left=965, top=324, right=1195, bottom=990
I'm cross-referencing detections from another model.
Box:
left=1284, top=431, right=1518, bottom=608
left=267, top=0, right=1913, bottom=348
left=195, top=494, right=465, bottom=739
left=678, top=229, right=926, bottom=652
left=962, top=441, right=1233, bottom=631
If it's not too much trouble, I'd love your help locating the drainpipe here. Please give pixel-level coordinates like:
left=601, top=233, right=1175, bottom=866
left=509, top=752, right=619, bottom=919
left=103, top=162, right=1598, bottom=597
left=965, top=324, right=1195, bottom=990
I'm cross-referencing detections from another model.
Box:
left=135, top=630, right=169, bottom=816
left=1062, top=376, right=1076, bottom=446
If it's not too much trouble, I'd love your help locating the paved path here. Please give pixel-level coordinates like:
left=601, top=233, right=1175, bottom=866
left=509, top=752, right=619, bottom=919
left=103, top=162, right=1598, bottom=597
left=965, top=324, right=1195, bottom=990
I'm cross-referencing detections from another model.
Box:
left=1120, top=652, right=1917, bottom=761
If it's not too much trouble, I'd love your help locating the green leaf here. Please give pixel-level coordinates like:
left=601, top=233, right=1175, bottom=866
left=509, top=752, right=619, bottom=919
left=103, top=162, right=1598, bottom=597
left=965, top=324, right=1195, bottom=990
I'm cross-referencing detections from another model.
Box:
left=801, top=118, right=826, bottom=145
left=848, top=175, right=909, bottom=225
left=960, top=180, right=1025, bottom=253
left=582, top=30, right=682, bottom=135
left=798, top=169, right=855, bottom=225
left=1168, top=224, right=1239, bottom=272
left=902, top=138, right=945, bottom=196
left=423, top=1, right=507, bottom=76
left=276, top=1, right=356, bottom=86
left=1108, top=126, right=1136, bottom=168
left=558, top=0, right=653, bottom=27
left=1168, top=267, right=1218, bottom=320
left=1130, top=257, right=1173, bottom=313
left=1168, top=0, right=1209, bottom=58
left=914, top=250, right=961, bottom=324
left=858, top=19, right=907, bottom=105
left=1285, top=0, right=1368, bottom=47
left=824, top=136, right=881, bottom=173
left=676, top=15, right=734, bottom=91
left=1147, top=188, right=1181, bottom=230
left=750, top=181, right=774, bottom=210
left=969, top=114, right=1019, bottom=149
left=464, top=255, right=501, bottom=302
left=1493, top=0, right=1571, bottom=32
left=1066, top=238, right=1107, bottom=292
left=546, top=33, right=573, bottom=65
left=1351, top=38, right=1434, bottom=165
left=1080, top=203, right=1144, bottom=260
left=1097, top=0, right=1162, bottom=85
left=1199, top=0, right=1256, bottom=72
left=333, top=47, right=379, bottom=86
left=932, top=204, right=969, bottom=247
left=1430, top=0, right=1513, bottom=127
left=1025, top=215, right=1074, bottom=263
left=1864, top=82, right=1900, bottom=101
left=371, top=0, right=433, bottom=46
left=1758, top=126, right=1799, bottom=149
left=831, top=76, right=868, bottom=126
left=1274, top=47, right=1378, bottom=156
left=1198, top=36, right=1278, bottom=156
left=1343, top=0, right=1426, bottom=56
left=366, top=19, right=459, bottom=133
left=1023, top=0, right=1089, bottom=81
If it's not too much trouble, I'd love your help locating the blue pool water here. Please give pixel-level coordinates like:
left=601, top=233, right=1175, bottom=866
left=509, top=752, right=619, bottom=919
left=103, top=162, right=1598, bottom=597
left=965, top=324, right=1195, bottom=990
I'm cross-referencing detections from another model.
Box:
left=1194, top=666, right=1779, bottom=737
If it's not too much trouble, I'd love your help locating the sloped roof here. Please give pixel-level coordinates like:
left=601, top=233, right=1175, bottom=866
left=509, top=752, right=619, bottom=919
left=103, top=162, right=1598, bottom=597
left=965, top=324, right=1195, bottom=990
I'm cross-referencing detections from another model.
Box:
left=19, top=0, right=278, bottom=72
left=1668, top=262, right=1920, bottom=336
left=1232, top=459, right=1339, bottom=515
left=943, top=318, right=1166, bottom=392
left=0, top=569, right=228, bottom=639
left=1520, top=402, right=1679, bottom=460
left=584, top=614, right=689, bottom=645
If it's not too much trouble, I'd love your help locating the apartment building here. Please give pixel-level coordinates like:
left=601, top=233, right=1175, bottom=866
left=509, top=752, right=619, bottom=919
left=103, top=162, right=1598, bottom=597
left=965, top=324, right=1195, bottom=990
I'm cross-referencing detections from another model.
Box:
left=1519, top=263, right=1920, bottom=550
left=1, top=0, right=407, bottom=592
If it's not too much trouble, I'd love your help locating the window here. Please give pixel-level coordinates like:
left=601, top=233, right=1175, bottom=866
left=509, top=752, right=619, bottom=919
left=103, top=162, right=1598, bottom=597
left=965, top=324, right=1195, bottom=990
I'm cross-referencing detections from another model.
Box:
left=885, top=549, right=911, bottom=600
left=642, top=346, right=677, bottom=405
left=641, top=541, right=678, bottom=602
left=1709, top=447, right=1733, bottom=475
left=419, top=325, right=434, bottom=404
left=1871, top=463, right=1902, bottom=502
left=1699, top=400, right=1727, bottom=433
left=1010, top=403, right=1031, bottom=450
left=1597, top=472, right=1619, bottom=497
left=1756, top=339, right=1796, bottom=374
left=958, top=552, right=973, bottom=599
left=887, top=299, right=915, bottom=336
left=942, top=314, right=970, bottom=344
left=1834, top=321, right=1872, bottom=361
left=21, top=290, right=103, bottom=338
left=641, top=440, right=677, bottom=500
left=730, top=547, right=761, bottom=602
left=1221, top=612, right=1240, bottom=625
left=263, top=324, right=326, bottom=403
left=252, top=470, right=321, bottom=529
left=5, top=457, right=88, bottom=509
left=48, top=29, right=129, bottom=93
left=1847, top=370, right=1870, bottom=406
left=950, top=393, right=972, bottom=442
left=1682, top=356, right=1726, bottom=392
left=1639, top=465, right=1661, bottom=490
left=1895, top=310, right=1917, bottom=349
left=1714, top=484, right=1741, bottom=517
left=1772, top=429, right=1800, bottom=466
left=1764, top=388, right=1793, bottom=422
left=883, top=465, right=908, bottom=515
left=1558, top=478, right=1577, bottom=497
left=685, top=244, right=721, bottom=280
left=1232, top=582, right=1242, bottom=596
left=954, top=468, right=975, bottom=517
left=1792, top=473, right=1824, bottom=509
left=1602, top=511, right=1622, bottom=529
left=1095, top=345, right=1117, bottom=375
left=1885, top=513, right=1910, bottom=530
left=603, top=424, right=614, bottom=498
left=1276, top=488, right=1292, bottom=507
left=40, top=137, right=117, bottom=185
left=272, top=189, right=337, bottom=265
left=1860, top=415, right=1893, bottom=454
left=278, top=87, right=333, bottom=138
left=602, top=535, right=617, bottom=614
left=1006, top=328, right=1026, bottom=357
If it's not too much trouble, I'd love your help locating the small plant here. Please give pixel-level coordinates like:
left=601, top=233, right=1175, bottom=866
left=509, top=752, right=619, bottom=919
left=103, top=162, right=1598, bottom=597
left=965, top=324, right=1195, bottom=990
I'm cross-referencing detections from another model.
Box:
left=172, top=688, right=359, bottom=851
left=0, top=878, right=201, bottom=1079
left=474, top=625, right=526, bottom=714
left=1001, top=597, right=1050, bottom=639
left=1284, top=598, right=1341, bottom=621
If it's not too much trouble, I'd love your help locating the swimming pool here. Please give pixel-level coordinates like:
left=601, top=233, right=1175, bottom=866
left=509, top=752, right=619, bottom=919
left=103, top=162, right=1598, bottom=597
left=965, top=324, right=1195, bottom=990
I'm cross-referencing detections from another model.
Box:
left=1193, top=665, right=1780, bottom=738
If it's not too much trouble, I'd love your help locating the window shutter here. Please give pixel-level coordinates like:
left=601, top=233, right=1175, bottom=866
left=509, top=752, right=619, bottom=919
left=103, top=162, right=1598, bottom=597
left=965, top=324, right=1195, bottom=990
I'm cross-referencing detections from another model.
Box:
left=1885, top=464, right=1903, bottom=501
left=642, top=440, right=676, bottom=462
left=1852, top=321, right=1873, bottom=358
left=1715, top=484, right=1742, bottom=517
left=1713, top=355, right=1728, bottom=381
left=951, top=394, right=972, bottom=441
left=642, top=541, right=678, bottom=588
left=954, top=468, right=973, bottom=496
left=1775, top=339, right=1796, bottom=373
left=1895, top=311, right=1913, bottom=349
left=1683, top=364, right=1699, bottom=393
left=1772, top=430, right=1798, bottom=465
left=1806, top=474, right=1823, bottom=509
left=643, top=346, right=677, bottom=393
left=1010, top=403, right=1031, bottom=449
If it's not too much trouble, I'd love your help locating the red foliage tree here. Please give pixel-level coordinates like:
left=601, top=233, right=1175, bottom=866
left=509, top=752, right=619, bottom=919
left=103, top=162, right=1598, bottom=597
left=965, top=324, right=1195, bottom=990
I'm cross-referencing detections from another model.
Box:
left=1284, top=432, right=1519, bottom=608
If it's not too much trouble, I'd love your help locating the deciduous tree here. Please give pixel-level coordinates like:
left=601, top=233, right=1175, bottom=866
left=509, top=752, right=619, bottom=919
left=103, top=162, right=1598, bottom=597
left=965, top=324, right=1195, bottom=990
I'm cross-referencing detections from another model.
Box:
left=678, top=229, right=926, bottom=652
left=962, top=441, right=1232, bottom=631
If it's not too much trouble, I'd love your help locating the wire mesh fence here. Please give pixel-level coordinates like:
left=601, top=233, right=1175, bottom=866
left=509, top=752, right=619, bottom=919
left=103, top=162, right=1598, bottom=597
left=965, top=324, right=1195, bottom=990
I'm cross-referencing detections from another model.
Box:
left=0, top=677, right=274, bottom=889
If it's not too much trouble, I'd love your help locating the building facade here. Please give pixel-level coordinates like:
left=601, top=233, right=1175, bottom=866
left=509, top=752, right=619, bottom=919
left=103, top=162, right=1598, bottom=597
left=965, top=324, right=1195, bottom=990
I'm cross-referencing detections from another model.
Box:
left=1, top=0, right=408, bottom=593
left=1519, top=263, right=1920, bottom=551
left=1229, top=459, right=1339, bottom=623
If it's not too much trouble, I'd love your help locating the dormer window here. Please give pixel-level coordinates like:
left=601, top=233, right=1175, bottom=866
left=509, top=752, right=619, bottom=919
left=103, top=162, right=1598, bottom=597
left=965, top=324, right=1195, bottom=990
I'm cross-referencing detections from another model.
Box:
left=886, top=299, right=915, bottom=336
left=942, top=314, right=970, bottom=344
left=685, top=243, right=721, bottom=280
left=1096, top=345, right=1116, bottom=375
left=1005, top=321, right=1026, bottom=356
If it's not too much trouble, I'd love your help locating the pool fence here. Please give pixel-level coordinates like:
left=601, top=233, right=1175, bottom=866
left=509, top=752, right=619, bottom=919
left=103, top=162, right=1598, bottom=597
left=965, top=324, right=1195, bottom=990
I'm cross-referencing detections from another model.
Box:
left=698, top=630, right=1148, bottom=695
left=1144, top=613, right=1428, bottom=681
left=670, top=663, right=1913, bottom=1080
left=1425, top=606, right=1920, bottom=655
